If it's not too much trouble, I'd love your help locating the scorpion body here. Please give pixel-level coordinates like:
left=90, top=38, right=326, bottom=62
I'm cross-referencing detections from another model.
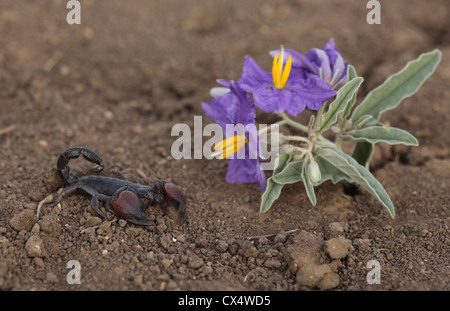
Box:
left=50, top=147, right=187, bottom=226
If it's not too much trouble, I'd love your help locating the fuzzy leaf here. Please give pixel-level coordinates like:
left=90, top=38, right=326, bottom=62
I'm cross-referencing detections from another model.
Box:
left=351, top=49, right=442, bottom=125
left=316, top=156, right=352, bottom=184
left=341, top=65, right=359, bottom=120
left=315, top=146, right=395, bottom=218
left=260, top=153, right=291, bottom=213
left=351, top=141, right=374, bottom=169
left=301, top=162, right=317, bottom=206
left=342, top=126, right=419, bottom=146
left=260, top=178, right=284, bottom=213
left=318, top=77, right=364, bottom=133
left=273, top=153, right=291, bottom=174
left=272, top=161, right=303, bottom=185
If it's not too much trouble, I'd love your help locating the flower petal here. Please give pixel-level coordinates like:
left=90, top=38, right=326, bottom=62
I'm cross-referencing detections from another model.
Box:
left=238, top=57, right=272, bottom=92
left=202, top=80, right=256, bottom=131
left=290, top=74, right=337, bottom=111
left=226, top=158, right=267, bottom=191
left=252, top=86, right=282, bottom=114
left=307, top=48, right=332, bottom=82
left=269, top=48, right=317, bottom=73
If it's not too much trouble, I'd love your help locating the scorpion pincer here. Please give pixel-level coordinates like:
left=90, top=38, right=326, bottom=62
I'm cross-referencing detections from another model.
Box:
left=48, top=147, right=187, bottom=226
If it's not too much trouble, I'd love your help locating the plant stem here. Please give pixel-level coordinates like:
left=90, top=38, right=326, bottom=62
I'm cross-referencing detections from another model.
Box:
left=275, top=110, right=336, bottom=149
left=275, top=112, right=308, bottom=133
left=281, top=135, right=311, bottom=146
left=257, top=119, right=287, bottom=135
left=335, top=134, right=343, bottom=150
left=313, top=100, right=329, bottom=132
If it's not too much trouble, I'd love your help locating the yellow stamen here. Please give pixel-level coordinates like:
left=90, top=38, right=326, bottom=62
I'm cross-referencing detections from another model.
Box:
left=272, top=46, right=292, bottom=90
left=272, top=55, right=279, bottom=87
left=213, top=135, right=248, bottom=159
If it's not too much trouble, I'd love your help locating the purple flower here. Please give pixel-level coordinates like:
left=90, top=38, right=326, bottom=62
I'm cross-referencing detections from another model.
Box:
left=201, top=80, right=267, bottom=191
left=238, top=47, right=336, bottom=117
left=270, top=39, right=348, bottom=88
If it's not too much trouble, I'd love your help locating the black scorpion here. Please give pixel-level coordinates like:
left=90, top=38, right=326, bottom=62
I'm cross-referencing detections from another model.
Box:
left=49, top=147, right=187, bottom=226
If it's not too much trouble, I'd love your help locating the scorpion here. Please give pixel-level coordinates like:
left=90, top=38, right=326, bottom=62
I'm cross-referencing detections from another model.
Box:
left=47, top=146, right=187, bottom=226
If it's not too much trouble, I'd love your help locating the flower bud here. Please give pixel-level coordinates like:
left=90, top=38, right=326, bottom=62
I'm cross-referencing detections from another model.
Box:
left=307, top=158, right=321, bottom=184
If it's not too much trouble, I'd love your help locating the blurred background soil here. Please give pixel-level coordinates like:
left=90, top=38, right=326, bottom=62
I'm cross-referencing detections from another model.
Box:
left=0, top=0, right=449, bottom=290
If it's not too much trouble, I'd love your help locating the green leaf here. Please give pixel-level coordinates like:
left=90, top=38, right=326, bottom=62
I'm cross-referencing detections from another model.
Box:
left=351, top=49, right=442, bottom=125
left=260, top=178, right=284, bottom=213
left=272, top=161, right=303, bottom=184
left=341, top=65, right=359, bottom=121
left=259, top=153, right=291, bottom=213
left=318, top=77, right=364, bottom=133
left=301, top=162, right=317, bottom=206
left=316, top=156, right=352, bottom=184
left=342, top=126, right=419, bottom=146
left=352, top=114, right=375, bottom=129
left=351, top=141, right=374, bottom=169
left=274, top=153, right=291, bottom=174
left=315, top=146, right=395, bottom=218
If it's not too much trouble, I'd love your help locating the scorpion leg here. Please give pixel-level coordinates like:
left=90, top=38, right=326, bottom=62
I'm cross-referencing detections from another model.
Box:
left=111, top=186, right=154, bottom=226
left=50, top=184, right=80, bottom=207
left=110, top=169, right=128, bottom=180
left=49, top=183, right=107, bottom=219
left=57, top=147, right=105, bottom=184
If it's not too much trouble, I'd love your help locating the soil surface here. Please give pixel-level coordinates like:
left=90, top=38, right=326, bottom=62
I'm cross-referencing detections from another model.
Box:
left=0, top=0, right=449, bottom=291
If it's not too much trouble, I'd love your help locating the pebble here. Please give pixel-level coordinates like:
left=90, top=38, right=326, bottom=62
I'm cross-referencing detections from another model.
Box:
left=324, top=236, right=354, bottom=260
left=28, top=190, right=43, bottom=202
left=296, top=263, right=340, bottom=290
left=10, top=209, right=38, bottom=232
left=85, top=217, right=102, bottom=227
left=39, top=214, right=62, bottom=237
left=45, top=169, right=63, bottom=192
left=45, top=272, right=58, bottom=283
left=353, top=238, right=371, bottom=248
left=161, top=259, right=173, bottom=269
left=33, top=257, right=45, bottom=268
left=264, top=259, right=282, bottom=269
left=274, top=232, right=287, bottom=243
left=146, top=251, right=155, bottom=260
left=243, top=246, right=259, bottom=258
left=187, top=255, right=203, bottom=269
left=25, top=235, right=44, bottom=257
left=126, top=227, right=143, bottom=237
left=195, top=236, right=208, bottom=248
left=167, top=280, right=178, bottom=290
left=216, top=240, right=228, bottom=253
left=286, top=231, right=324, bottom=273
left=133, top=275, right=143, bottom=287
left=328, top=222, right=344, bottom=234
left=160, top=234, right=172, bottom=250
left=0, top=262, right=8, bottom=277
left=99, top=221, right=112, bottom=233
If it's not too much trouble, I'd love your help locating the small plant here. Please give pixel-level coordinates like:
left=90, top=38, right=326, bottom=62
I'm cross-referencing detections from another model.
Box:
left=202, top=39, right=441, bottom=217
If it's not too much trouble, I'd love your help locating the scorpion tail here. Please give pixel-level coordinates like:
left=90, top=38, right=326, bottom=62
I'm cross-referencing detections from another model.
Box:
left=56, top=147, right=105, bottom=185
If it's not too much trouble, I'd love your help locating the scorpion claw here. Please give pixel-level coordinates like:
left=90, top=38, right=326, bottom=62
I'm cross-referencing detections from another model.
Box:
left=164, top=183, right=187, bottom=225
left=111, top=189, right=154, bottom=226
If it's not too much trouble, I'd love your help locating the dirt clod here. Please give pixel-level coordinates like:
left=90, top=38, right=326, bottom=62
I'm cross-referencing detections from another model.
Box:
left=296, top=263, right=340, bottom=290
left=25, top=235, right=44, bottom=258
left=9, top=210, right=38, bottom=232
left=324, top=236, right=354, bottom=260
